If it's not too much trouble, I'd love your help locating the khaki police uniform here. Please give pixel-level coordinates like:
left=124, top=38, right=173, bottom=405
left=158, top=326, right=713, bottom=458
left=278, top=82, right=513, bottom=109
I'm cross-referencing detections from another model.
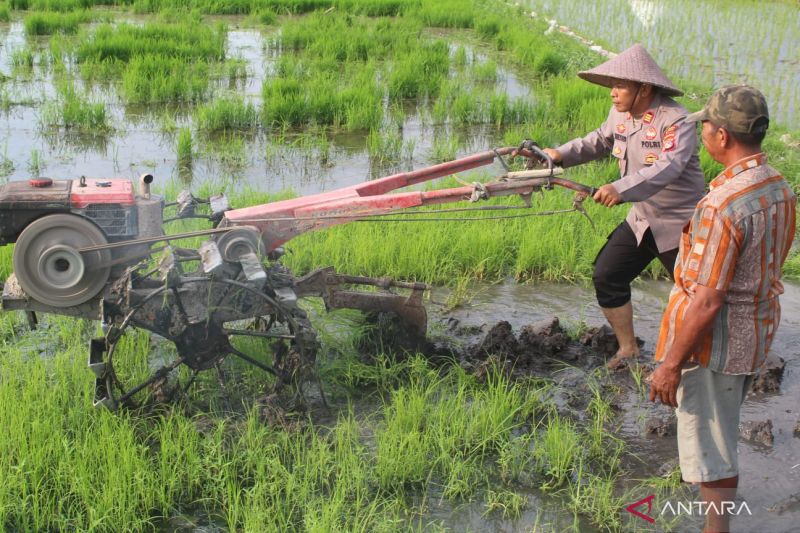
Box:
left=556, top=94, right=705, bottom=308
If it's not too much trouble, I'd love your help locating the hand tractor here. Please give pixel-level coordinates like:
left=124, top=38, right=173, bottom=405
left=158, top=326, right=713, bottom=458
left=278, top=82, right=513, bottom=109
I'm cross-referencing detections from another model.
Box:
left=0, top=143, right=594, bottom=409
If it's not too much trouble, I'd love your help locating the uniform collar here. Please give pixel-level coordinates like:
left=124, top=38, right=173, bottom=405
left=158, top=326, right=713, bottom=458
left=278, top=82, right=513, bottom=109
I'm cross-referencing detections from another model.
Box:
left=710, top=153, right=767, bottom=190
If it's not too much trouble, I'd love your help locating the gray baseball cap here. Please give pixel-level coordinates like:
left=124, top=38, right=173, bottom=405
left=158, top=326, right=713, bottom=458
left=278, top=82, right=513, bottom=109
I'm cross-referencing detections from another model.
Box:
left=686, top=85, right=769, bottom=134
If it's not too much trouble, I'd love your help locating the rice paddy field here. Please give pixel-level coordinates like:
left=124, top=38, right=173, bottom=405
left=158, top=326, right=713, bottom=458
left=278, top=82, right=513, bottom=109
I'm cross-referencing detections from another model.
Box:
left=0, top=0, right=798, bottom=531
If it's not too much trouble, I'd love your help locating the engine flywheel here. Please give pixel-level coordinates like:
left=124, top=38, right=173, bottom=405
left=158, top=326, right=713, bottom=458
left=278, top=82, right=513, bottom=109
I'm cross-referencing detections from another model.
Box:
left=13, top=214, right=112, bottom=307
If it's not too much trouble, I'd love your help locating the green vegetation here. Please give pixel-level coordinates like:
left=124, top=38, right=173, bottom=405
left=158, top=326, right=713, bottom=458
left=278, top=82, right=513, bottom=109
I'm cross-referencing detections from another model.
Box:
left=23, top=9, right=91, bottom=34
left=0, top=309, right=667, bottom=531
left=40, top=80, right=109, bottom=130
left=196, top=95, right=258, bottom=131
left=0, top=0, right=796, bottom=530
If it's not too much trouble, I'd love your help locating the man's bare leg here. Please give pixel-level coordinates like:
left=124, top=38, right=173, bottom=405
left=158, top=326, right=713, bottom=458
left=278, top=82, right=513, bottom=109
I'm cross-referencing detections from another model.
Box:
left=601, top=301, right=640, bottom=369
left=700, top=475, right=738, bottom=533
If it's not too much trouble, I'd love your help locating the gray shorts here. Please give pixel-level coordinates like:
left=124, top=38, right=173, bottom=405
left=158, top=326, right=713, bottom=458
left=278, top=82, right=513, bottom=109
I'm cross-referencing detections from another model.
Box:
left=675, top=364, right=753, bottom=483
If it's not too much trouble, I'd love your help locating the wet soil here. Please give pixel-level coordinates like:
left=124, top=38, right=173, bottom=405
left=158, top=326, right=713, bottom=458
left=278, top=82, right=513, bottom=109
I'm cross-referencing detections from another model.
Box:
left=423, top=278, right=800, bottom=533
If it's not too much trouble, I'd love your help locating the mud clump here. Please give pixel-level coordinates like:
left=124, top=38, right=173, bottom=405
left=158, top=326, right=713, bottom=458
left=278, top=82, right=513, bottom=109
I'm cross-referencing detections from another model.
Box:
left=750, top=354, right=785, bottom=393
left=466, top=317, right=592, bottom=372
left=740, top=419, right=774, bottom=446
left=473, top=321, right=519, bottom=359
left=518, top=318, right=569, bottom=357
left=645, top=412, right=677, bottom=437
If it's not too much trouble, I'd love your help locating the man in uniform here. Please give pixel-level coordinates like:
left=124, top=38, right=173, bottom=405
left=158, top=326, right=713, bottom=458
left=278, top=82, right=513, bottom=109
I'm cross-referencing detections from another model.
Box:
left=543, top=44, right=705, bottom=369
left=649, top=85, right=795, bottom=533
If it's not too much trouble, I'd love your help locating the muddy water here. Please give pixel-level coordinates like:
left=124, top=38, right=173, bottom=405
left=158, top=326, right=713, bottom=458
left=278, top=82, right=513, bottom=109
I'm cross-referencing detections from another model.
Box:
left=519, top=0, right=800, bottom=128
left=434, top=278, right=800, bottom=532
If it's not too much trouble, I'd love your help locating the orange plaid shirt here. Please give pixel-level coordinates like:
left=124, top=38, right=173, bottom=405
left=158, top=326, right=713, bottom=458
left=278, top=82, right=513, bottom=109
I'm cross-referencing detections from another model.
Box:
left=655, top=153, right=796, bottom=374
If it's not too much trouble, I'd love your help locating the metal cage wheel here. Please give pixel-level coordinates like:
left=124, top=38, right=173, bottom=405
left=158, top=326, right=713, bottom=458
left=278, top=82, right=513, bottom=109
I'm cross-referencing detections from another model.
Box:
left=98, top=277, right=316, bottom=410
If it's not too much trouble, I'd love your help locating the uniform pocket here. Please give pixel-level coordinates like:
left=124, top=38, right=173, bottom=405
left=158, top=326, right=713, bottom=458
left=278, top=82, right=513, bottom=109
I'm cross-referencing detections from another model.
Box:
left=611, top=139, right=626, bottom=175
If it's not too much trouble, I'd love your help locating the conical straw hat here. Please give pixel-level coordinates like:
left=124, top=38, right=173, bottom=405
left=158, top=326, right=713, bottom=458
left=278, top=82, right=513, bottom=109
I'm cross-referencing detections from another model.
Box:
left=578, top=43, right=683, bottom=97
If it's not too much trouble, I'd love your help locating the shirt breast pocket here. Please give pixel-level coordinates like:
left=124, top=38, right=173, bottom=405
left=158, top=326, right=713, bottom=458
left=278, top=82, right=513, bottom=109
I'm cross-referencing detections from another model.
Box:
left=611, top=140, right=626, bottom=175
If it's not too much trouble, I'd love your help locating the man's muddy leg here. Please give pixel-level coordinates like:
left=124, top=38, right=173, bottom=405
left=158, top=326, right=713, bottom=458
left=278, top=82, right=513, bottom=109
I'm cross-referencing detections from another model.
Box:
left=700, top=475, right=738, bottom=533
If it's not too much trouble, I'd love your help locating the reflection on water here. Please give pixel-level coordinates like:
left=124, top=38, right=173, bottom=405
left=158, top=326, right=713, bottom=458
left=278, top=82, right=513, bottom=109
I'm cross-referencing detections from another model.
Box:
left=0, top=20, right=530, bottom=195
left=521, top=0, right=800, bottom=126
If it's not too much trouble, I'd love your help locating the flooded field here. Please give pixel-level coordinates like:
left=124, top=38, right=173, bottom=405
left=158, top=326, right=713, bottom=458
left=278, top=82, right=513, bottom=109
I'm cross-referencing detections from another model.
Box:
left=520, top=0, right=800, bottom=126
left=0, top=0, right=798, bottom=531
left=0, top=17, right=540, bottom=194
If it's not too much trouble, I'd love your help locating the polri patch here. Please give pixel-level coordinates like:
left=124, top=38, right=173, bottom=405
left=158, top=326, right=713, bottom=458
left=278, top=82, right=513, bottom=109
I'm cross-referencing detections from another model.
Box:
left=616, top=123, right=626, bottom=134
left=641, top=140, right=661, bottom=148
left=662, top=124, right=678, bottom=152
left=644, top=153, right=658, bottom=165
left=645, top=126, right=657, bottom=140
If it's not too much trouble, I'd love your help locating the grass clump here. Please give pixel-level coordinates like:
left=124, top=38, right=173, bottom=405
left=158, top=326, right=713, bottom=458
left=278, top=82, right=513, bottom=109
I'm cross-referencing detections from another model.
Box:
left=122, top=55, right=210, bottom=103
left=0, top=3, right=9, bottom=22
left=195, top=95, right=258, bottom=131
left=23, top=10, right=91, bottom=35
left=40, top=81, right=109, bottom=131
left=177, top=127, right=193, bottom=166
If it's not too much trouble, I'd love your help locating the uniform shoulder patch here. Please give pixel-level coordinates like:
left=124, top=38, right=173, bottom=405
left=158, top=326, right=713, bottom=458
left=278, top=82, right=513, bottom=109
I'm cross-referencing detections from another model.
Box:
left=643, top=111, right=655, bottom=124
left=645, top=126, right=657, bottom=140
left=662, top=124, right=678, bottom=152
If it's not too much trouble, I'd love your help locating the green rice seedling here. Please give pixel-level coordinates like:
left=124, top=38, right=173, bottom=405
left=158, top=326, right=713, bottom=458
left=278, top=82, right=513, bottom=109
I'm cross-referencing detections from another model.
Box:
left=484, top=489, right=527, bottom=519
left=452, top=44, right=468, bottom=69
left=429, top=132, right=460, bottom=163
left=473, top=59, right=497, bottom=82
left=11, top=48, right=34, bottom=70
left=224, top=57, right=248, bottom=83
left=366, top=127, right=413, bottom=165
left=0, top=143, right=13, bottom=177
left=195, top=95, right=258, bottom=131
left=76, top=22, right=226, bottom=64
left=416, top=0, right=474, bottom=28
left=27, top=148, right=42, bottom=176
left=440, top=453, right=482, bottom=501
left=23, top=10, right=90, bottom=35
left=532, top=415, right=582, bottom=491
left=628, top=360, right=648, bottom=399
left=566, top=467, right=624, bottom=530
left=256, top=8, right=277, bottom=24
left=0, top=3, right=9, bottom=22
left=475, top=15, right=504, bottom=39
left=122, top=55, right=210, bottom=103
left=177, top=126, right=192, bottom=166
left=387, top=41, right=450, bottom=99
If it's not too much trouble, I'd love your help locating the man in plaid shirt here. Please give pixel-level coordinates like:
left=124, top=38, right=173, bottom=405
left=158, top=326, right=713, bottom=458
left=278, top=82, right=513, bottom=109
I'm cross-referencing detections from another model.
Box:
left=649, top=85, right=796, bottom=533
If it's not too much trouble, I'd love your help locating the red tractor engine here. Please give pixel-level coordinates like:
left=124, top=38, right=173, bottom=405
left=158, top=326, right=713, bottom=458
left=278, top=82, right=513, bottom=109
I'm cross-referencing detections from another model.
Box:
left=0, top=174, right=163, bottom=308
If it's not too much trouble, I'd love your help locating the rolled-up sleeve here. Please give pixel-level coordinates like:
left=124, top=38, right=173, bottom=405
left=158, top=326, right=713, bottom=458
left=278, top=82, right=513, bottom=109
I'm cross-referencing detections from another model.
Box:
left=557, top=110, right=614, bottom=168
left=613, top=118, right=697, bottom=202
